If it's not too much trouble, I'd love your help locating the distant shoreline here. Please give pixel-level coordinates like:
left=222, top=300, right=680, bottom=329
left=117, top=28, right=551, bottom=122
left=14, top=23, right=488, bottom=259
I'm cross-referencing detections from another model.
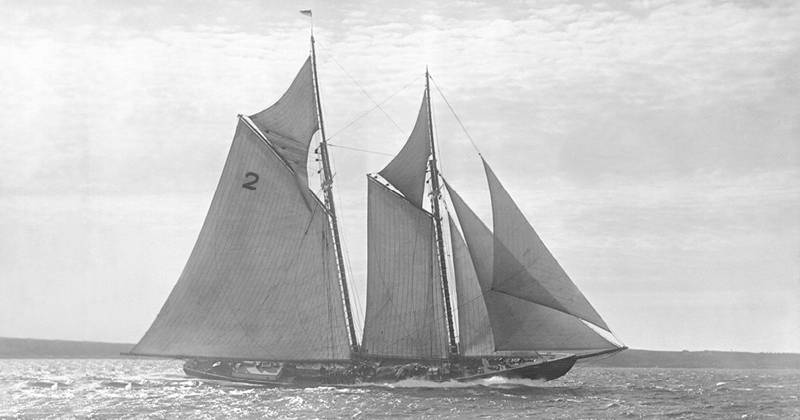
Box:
left=0, top=337, right=134, bottom=359
left=581, top=349, right=800, bottom=370
left=1, top=337, right=798, bottom=369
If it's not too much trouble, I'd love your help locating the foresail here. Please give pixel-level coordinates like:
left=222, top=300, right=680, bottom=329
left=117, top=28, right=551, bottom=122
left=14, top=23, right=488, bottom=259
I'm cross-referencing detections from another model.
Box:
left=446, top=181, right=615, bottom=354
left=445, top=183, right=492, bottom=291
left=249, top=57, right=318, bottom=182
left=448, top=216, right=494, bottom=356
left=483, top=159, right=610, bottom=330
left=378, top=94, right=431, bottom=207
left=362, top=177, right=449, bottom=360
left=131, top=120, right=350, bottom=361
left=485, top=293, right=616, bottom=351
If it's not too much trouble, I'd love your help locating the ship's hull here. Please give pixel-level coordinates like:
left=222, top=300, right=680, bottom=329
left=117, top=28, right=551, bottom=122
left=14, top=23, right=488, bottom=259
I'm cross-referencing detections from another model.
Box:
left=455, top=355, right=576, bottom=382
left=183, top=365, right=340, bottom=387
left=182, top=355, right=577, bottom=387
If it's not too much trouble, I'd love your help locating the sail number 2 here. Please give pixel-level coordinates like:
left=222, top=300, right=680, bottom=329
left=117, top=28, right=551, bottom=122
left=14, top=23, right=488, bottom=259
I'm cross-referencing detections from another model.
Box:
left=242, top=172, right=259, bottom=190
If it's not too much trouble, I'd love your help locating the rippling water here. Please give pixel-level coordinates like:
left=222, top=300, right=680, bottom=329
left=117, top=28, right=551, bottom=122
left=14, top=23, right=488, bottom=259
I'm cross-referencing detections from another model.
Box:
left=1, top=359, right=798, bottom=418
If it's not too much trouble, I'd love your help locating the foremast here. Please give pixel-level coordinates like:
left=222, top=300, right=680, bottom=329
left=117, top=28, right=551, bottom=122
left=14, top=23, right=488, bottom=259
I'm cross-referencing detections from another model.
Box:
left=310, top=35, right=360, bottom=353
left=425, top=68, right=458, bottom=357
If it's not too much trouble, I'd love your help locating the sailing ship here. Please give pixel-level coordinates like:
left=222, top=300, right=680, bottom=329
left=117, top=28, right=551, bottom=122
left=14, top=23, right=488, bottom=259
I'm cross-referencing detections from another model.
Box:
left=129, top=34, right=625, bottom=386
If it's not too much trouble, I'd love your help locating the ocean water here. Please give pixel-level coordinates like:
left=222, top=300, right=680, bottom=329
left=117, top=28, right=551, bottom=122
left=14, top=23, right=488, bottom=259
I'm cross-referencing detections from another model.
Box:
left=0, top=359, right=797, bottom=419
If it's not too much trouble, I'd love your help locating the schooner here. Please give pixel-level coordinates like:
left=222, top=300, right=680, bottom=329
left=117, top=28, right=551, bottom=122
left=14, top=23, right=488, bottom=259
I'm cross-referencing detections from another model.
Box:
left=129, top=33, right=625, bottom=386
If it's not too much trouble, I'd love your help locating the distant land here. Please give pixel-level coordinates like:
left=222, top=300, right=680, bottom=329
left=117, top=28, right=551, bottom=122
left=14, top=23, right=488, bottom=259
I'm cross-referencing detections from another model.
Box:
left=582, top=349, right=800, bottom=369
left=0, top=337, right=133, bottom=359
left=1, top=338, right=799, bottom=369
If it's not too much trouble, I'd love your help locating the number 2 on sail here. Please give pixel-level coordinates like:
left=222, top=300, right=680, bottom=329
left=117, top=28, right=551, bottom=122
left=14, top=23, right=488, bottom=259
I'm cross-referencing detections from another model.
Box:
left=242, top=172, right=259, bottom=190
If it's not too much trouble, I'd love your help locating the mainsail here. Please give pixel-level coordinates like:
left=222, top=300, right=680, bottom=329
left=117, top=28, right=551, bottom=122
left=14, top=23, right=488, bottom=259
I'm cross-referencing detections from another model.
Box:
left=361, top=178, right=450, bottom=359
left=131, top=59, right=351, bottom=361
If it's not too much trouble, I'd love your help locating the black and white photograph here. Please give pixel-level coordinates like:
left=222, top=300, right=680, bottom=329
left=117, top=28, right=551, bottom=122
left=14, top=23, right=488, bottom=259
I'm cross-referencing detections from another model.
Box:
left=1, top=0, right=798, bottom=418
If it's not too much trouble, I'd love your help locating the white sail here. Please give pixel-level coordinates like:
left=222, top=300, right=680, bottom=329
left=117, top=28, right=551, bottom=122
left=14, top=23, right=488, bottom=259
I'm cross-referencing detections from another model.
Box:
left=131, top=121, right=350, bottom=361
left=378, top=95, right=431, bottom=208
left=445, top=183, right=493, bottom=291
left=446, top=180, right=616, bottom=353
left=249, top=57, right=318, bottom=182
left=484, top=293, right=617, bottom=351
left=483, top=159, right=611, bottom=331
left=131, top=59, right=352, bottom=361
left=448, top=216, right=494, bottom=356
left=361, top=177, right=450, bottom=360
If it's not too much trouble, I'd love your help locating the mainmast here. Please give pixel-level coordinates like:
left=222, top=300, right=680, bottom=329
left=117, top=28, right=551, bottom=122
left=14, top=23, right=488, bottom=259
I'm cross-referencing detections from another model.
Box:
left=426, top=68, right=458, bottom=356
left=310, top=35, right=359, bottom=352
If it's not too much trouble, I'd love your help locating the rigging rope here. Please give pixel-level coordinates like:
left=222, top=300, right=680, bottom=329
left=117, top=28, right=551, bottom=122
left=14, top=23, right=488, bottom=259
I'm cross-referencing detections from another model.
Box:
left=327, top=74, right=418, bottom=141
left=430, top=93, right=445, bottom=175
left=311, top=41, right=429, bottom=341
left=327, top=143, right=394, bottom=156
left=429, top=93, right=460, bottom=341
left=428, top=74, right=483, bottom=156
left=314, top=40, right=408, bottom=137
left=328, top=148, right=366, bottom=337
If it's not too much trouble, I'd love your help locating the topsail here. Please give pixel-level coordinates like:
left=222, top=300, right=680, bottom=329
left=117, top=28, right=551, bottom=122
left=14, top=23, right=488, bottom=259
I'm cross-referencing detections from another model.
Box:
left=249, top=57, right=318, bottom=182
left=377, top=95, right=432, bottom=208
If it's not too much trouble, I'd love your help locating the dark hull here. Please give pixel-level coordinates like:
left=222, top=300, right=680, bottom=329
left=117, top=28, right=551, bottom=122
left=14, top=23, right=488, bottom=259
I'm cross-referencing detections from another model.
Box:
left=183, top=365, right=333, bottom=387
left=182, top=354, right=577, bottom=387
left=456, top=355, right=576, bottom=382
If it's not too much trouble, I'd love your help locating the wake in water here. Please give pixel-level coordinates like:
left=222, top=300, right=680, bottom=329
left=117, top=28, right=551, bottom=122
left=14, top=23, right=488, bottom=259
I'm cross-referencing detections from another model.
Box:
left=358, top=375, right=568, bottom=389
left=3, top=360, right=798, bottom=419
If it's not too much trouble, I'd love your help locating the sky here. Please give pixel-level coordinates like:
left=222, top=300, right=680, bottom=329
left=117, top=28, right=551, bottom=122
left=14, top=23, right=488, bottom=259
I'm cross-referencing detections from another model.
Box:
left=0, top=0, right=798, bottom=353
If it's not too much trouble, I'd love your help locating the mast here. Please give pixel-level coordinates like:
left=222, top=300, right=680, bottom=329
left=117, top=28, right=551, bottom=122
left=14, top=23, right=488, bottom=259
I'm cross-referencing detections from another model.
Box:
left=310, top=35, right=359, bottom=352
left=426, top=68, right=458, bottom=356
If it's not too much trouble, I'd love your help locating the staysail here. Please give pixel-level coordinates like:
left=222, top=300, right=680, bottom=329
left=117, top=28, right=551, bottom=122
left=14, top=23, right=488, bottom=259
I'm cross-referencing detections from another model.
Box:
left=483, top=159, right=610, bottom=331
left=361, top=177, right=450, bottom=360
left=131, top=60, right=351, bottom=361
left=446, top=178, right=617, bottom=353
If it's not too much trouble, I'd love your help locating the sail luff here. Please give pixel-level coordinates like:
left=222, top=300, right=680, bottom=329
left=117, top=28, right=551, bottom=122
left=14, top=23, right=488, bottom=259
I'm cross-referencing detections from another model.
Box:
left=310, top=36, right=359, bottom=351
left=425, top=69, right=458, bottom=356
